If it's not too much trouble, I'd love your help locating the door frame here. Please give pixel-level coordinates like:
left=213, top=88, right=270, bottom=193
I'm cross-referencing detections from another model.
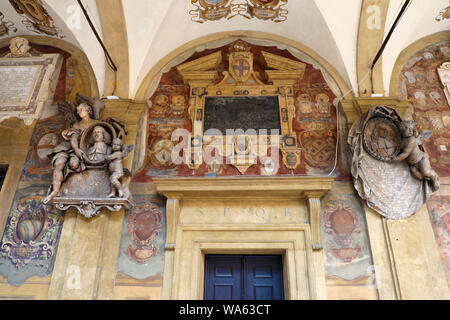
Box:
left=154, top=177, right=333, bottom=300
left=171, top=224, right=318, bottom=300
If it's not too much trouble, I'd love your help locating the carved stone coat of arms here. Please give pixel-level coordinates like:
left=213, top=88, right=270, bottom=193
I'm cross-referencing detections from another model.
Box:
left=348, top=106, right=439, bottom=220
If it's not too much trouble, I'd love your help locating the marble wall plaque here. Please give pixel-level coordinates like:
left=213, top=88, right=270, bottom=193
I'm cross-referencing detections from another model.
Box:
left=203, top=96, right=281, bottom=134
left=0, top=54, right=63, bottom=125
left=0, top=65, right=41, bottom=108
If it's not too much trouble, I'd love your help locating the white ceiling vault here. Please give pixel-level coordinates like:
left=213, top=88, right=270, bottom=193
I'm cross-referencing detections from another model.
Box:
left=0, top=0, right=449, bottom=99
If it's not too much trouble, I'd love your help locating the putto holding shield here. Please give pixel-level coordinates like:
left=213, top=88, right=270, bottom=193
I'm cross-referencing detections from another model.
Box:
left=44, top=93, right=133, bottom=218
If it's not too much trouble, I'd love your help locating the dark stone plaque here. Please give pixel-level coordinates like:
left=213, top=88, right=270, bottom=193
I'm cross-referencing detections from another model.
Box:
left=203, top=96, right=281, bottom=134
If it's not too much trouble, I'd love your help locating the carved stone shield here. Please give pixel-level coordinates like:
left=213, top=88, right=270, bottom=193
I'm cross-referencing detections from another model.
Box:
left=362, top=117, right=401, bottom=162
left=348, top=106, right=432, bottom=220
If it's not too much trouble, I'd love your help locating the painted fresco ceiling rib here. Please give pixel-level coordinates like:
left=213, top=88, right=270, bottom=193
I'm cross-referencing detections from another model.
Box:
left=382, top=0, right=450, bottom=96
left=123, top=0, right=174, bottom=99
left=0, top=0, right=105, bottom=97
left=314, top=0, right=362, bottom=98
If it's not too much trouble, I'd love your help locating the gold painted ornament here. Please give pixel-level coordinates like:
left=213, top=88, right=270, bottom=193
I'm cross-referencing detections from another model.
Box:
left=247, top=0, right=288, bottom=22
left=435, top=3, right=450, bottom=22
left=190, top=0, right=289, bottom=23
left=0, top=11, right=17, bottom=36
left=190, top=0, right=233, bottom=23
left=9, top=0, right=64, bottom=38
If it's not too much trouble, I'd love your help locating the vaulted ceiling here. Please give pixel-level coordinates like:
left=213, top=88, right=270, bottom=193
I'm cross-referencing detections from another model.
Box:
left=0, top=0, right=449, bottom=100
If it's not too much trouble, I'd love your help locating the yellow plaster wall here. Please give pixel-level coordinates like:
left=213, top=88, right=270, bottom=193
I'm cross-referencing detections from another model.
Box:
left=0, top=119, right=42, bottom=298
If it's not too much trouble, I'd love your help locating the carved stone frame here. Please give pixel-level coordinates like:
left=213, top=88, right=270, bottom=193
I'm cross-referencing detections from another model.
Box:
left=0, top=54, right=63, bottom=125
left=154, top=176, right=333, bottom=300
left=177, top=48, right=306, bottom=173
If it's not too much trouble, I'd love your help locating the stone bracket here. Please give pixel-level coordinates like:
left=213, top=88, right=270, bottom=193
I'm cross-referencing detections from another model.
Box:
left=341, top=97, right=410, bottom=129
left=305, top=191, right=327, bottom=251
left=53, top=197, right=132, bottom=219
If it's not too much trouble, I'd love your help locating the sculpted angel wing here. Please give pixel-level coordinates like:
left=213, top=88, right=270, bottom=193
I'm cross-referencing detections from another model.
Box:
left=57, top=101, right=77, bottom=126
left=76, top=93, right=105, bottom=120
left=417, top=130, right=433, bottom=145
left=122, top=144, right=134, bottom=158
left=107, top=117, right=127, bottom=139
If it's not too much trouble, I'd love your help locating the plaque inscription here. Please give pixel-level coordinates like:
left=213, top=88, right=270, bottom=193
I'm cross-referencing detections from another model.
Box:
left=203, top=96, right=281, bottom=134
left=0, top=65, right=41, bottom=108
left=0, top=54, right=62, bottom=125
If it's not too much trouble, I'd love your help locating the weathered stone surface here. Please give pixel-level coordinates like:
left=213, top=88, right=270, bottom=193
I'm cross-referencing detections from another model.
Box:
left=348, top=106, right=432, bottom=219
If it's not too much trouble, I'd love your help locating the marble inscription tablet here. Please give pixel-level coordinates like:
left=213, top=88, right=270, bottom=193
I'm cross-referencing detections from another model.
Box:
left=203, top=96, right=281, bottom=134
left=0, top=65, right=41, bottom=109
left=0, top=54, right=62, bottom=125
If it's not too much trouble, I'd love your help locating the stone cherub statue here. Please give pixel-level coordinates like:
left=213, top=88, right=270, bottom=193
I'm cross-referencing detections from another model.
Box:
left=43, top=93, right=134, bottom=217
left=44, top=94, right=104, bottom=203
left=106, top=136, right=133, bottom=199
left=391, top=120, right=440, bottom=192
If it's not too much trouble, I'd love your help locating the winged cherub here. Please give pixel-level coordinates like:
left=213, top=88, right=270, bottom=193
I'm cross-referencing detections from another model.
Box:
left=105, top=137, right=133, bottom=198
left=44, top=94, right=105, bottom=204
left=391, top=120, right=440, bottom=192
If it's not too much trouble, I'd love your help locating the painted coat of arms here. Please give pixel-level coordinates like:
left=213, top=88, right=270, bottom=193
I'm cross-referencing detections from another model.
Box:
left=125, top=202, right=163, bottom=264
left=0, top=185, right=64, bottom=286
left=0, top=12, right=17, bottom=36
left=1, top=196, right=59, bottom=269
left=190, top=0, right=234, bottom=23
left=247, top=0, right=288, bottom=22
left=9, top=0, right=64, bottom=38
left=190, top=0, right=288, bottom=23
left=300, top=129, right=336, bottom=170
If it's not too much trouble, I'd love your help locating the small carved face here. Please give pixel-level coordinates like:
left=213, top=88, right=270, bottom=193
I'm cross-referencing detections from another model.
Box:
left=112, top=139, right=122, bottom=151
left=93, top=126, right=105, bottom=142
left=9, top=37, right=30, bottom=56
left=77, top=104, right=92, bottom=119
left=377, top=127, right=388, bottom=138
left=400, top=122, right=416, bottom=137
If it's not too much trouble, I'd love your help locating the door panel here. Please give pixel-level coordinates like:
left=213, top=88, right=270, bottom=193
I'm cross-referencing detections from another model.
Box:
left=204, top=255, right=242, bottom=300
left=244, top=256, right=284, bottom=300
left=204, top=255, right=284, bottom=300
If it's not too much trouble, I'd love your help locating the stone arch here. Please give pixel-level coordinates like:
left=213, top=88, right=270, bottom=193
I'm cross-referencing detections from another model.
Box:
left=388, top=30, right=450, bottom=97
left=134, top=31, right=352, bottom=102
left=131, top=32, right=350, bottom=178
left=0, top=35, right=99, bottom=99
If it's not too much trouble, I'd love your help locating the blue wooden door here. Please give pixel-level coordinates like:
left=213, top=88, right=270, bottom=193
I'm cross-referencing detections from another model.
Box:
left=243, top=255, right=284, bottom=300
left=204, top=255, right=284, bottom=300
left=204, top=255, right=242, bottom=300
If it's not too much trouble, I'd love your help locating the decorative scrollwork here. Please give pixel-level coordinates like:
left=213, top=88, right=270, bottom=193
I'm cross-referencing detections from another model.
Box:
left=190, top=0, right=289, bottom=23
left=0, top=11, right=17, bottom=36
